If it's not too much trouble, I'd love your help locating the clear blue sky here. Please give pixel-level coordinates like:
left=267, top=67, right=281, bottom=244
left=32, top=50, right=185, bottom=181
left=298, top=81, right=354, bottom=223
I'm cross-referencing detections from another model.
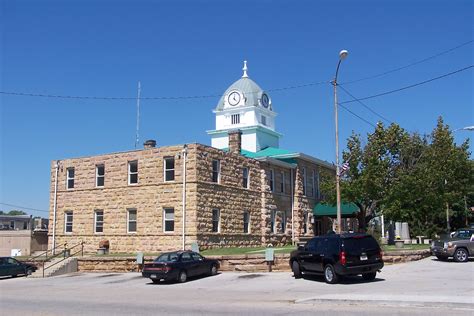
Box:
left=1, top=0, right=473, bottom=217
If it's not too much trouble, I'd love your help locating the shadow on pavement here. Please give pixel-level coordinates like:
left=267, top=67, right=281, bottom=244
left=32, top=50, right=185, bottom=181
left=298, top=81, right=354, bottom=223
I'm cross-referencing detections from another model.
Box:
left=145, top=272, right=221, bottom=285
left=302, top=274, right=385, bottom=285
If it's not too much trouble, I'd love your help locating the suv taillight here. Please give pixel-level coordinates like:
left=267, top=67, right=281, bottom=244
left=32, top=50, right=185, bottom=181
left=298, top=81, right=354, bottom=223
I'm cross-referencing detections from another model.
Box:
left=339, top=251, right=347, bottom=265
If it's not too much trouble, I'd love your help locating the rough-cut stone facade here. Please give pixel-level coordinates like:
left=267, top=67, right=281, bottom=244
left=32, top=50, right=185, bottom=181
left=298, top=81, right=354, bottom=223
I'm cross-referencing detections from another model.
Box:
left=49, top=143, right=334, bottom=253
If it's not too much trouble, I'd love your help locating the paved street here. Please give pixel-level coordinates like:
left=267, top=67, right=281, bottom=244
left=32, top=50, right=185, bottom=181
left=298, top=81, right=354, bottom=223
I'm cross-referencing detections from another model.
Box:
left=1, top=257, right=473, bottom=315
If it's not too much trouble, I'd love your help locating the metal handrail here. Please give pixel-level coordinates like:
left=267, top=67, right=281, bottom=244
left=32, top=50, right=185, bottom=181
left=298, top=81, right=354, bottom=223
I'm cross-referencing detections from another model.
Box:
left=27, top=243, right=67, bottom=264
left=42, top=241, right=84, bottom=278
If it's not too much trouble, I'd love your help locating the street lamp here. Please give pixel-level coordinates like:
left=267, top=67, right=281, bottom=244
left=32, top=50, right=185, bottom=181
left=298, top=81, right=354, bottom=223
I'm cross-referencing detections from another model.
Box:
left=333, top=49, right=348, bottom=234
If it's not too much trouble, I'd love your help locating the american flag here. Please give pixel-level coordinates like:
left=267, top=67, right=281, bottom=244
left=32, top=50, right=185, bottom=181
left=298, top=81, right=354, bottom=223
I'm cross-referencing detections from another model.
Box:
left=338, top=162, right=350, bottom=176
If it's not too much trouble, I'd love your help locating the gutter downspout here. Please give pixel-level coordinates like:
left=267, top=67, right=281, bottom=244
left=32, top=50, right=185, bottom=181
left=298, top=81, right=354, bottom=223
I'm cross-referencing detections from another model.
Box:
left=52, top=160, right=60, bottom=255
left=182, top=145, right=188, bottom=251
left=291, top=168, right=294, bottom=246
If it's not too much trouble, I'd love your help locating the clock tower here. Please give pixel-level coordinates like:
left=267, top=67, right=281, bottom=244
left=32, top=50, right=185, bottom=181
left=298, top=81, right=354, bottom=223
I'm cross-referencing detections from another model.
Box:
left=207, top=61, right=282, bottom=153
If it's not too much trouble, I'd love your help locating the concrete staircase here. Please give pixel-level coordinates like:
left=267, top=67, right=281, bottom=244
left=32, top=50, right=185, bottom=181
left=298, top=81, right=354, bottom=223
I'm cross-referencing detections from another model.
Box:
left=30, top=257, right=78, bottom=278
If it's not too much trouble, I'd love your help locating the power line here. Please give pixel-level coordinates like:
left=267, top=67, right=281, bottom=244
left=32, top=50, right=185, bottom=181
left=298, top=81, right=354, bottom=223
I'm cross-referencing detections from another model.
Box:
left=338, top=84, right=393, bottom=124
left=340, top=65, right=473, bottom=105
left=0, top=202, right=49, bottom=213
left=338, top=103, right=377, bottom=128
left=341, top=39, right=474, bottom=85
left=0, top=40, right=471, bottom=101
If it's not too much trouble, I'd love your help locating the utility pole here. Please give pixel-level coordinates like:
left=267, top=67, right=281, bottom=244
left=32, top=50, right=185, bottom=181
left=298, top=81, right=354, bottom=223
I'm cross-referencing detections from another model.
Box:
left=135, top=81, right=141, bottom=148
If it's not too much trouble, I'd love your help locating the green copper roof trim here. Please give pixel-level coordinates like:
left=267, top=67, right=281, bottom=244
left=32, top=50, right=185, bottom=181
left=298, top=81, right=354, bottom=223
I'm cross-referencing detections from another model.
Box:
left=313, top=202, right=360, bottom=217
left=221, top=147, right=298, bottom=159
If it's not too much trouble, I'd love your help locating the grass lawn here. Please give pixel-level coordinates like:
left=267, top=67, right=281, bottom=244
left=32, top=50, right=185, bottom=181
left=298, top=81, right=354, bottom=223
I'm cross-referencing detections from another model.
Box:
left=382, top=244, right=430, bottom=251
left=200, top=245, right=296, bottom=256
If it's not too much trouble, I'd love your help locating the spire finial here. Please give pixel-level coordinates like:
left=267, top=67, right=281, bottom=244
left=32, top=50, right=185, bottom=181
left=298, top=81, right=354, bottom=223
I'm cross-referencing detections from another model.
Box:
left=242, top=60, right=248, bottom=78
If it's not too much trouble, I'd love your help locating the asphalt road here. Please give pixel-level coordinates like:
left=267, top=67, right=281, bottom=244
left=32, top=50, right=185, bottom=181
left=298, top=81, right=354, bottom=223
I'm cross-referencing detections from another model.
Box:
left=1, top=257, right=473, bottom=315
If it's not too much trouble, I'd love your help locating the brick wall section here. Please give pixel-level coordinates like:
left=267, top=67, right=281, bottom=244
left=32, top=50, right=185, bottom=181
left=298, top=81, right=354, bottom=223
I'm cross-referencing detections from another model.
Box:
left=49, top=143, right=334, bottom=253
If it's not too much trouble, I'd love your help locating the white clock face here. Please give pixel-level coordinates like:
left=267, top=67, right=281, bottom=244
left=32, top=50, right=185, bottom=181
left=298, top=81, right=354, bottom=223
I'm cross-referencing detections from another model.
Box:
left=261, top=93, right=269, bottom=108
left=228, top=91, right=241, bottom=106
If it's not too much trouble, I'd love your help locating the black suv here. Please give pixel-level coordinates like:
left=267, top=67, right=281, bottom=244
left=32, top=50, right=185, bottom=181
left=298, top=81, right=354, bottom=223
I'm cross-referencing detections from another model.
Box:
left=290, top=233, right=384, bottom=284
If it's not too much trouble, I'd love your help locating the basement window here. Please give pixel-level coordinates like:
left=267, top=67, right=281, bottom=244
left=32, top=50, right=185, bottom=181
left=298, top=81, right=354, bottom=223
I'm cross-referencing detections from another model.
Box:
left=66, top=167, right=75, bottom=189
left=65, top=211, right=73, bottom=233
left=96, top=164, right=105, bottom=187
left=163, top=208, right=174, bottom=232
left=164, top=157, right=175, bottom=182
left=128, top=161, right=138, bottom=185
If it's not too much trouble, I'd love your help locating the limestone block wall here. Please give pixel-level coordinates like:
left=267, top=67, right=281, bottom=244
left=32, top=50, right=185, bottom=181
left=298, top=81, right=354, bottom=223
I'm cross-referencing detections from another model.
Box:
left=49, top=145, right=200, bottom=253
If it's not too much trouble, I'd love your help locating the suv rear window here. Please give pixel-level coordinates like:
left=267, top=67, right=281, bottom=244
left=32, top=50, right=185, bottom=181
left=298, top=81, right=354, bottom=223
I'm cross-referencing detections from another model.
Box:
left=343, top=236, right=379, bottom=253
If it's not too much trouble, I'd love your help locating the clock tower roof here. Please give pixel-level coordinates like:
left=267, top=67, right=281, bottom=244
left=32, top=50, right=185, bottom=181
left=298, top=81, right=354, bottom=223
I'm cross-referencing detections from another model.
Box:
left=215, top=61, right=270, bottom=111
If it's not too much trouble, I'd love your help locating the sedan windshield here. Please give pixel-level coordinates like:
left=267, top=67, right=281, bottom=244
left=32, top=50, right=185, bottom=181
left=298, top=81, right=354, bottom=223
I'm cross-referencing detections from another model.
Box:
left=155, top=253, right=179, bottom=262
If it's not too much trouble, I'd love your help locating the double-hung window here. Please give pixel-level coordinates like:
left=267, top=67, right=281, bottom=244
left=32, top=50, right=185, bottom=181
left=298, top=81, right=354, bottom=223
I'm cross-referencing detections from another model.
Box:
left=243, top=211, right=250, bottom=234
left=94, top=210, right=104, bottom=233
left=96, top=164, right=105, bottom=187
left=280, top=171, right=285, bottom=193
left=163, top=208, right=174, bottom=232
left=66, top=168, right=75, bottom=189
left=308, top=170, right=314, bottom=197
left=280, top=211, right=286, bottom=233
left=268, top=169, right=274, bottom=192
left=65, top=211, right=73, bottom=233
left=212, top=160, right=220, bottom=183
left=302, top=167, right=307, bottom=195
left=127, top=209, right=137, bottom=233
left=315, top=170, right=320, bottom=199
left=270, top=210, right=277, bottom=234
left=164, top=157, right=175, bottom=182
left=212, top=209, right=220, bottom=233
left=303, top=212, right=308, bottom=234
left=128, top=161, right=138, bottom=185
left=242, top=167, right=249, bottom=189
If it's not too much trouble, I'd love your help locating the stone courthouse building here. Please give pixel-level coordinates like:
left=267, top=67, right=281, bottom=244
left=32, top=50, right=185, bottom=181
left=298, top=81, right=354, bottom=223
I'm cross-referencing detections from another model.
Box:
left=48, top=62, right=337, bottom=253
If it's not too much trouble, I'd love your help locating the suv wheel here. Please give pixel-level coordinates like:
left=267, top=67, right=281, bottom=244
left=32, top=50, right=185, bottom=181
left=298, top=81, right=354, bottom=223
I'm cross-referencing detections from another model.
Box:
left=292, top=261, right=302, bottom=279
left=453, top=248, right=469, bottom=263
left=324, top=264, right=339, bottom=284
left=362, top=272, right=377, bottom=281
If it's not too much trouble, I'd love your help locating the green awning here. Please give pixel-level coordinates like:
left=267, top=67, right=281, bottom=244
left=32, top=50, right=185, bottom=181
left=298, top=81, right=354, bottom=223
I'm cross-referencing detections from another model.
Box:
left=313, top=202, right=360, bottom=217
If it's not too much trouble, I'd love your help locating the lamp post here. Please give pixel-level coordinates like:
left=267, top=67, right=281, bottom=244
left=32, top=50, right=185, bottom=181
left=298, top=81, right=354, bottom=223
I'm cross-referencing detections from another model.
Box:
left=333, top=49, right=348, bottom=234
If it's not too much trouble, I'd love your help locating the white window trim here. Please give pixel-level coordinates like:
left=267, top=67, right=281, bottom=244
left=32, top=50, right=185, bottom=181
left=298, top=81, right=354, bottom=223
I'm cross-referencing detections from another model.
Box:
left=164, top=157, right=175, bottom=182
left=212, top=209, right=220, bottom=233
left=96, top=164, right=105, bottom=188
left=212, top=159, right=221, bottom=184
left=66, top=167, right=74, bottom=190
left=64, top=211, right=73, bottom=234
left=128, top=161, right=138, bottom=185
left=163, top=208, right=175, bottom=233
left=127, top=209, right=137, bottom=234
left=94, top=210, right=104, bottom=234
left=271, top=210, right=277, bottom=234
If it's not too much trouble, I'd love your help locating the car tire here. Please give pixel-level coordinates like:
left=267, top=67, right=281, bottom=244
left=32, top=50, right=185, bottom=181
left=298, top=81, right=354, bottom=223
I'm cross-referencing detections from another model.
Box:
left=436, top=255, right=448, bottom=261
left=453, top=248, right=469, bottom=263
left=209, top=264, right=218, bottom=276
left=26, top=268, right=33, bottom=276
left=292, top=261, right=302, bottom=279
left=152, top=279, right=160, bottom=284
left=362, top=272, right=377, bottom=281
left=324, top=264, right=339, bottom=284
left=178, top=270, right=187, bottom=283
